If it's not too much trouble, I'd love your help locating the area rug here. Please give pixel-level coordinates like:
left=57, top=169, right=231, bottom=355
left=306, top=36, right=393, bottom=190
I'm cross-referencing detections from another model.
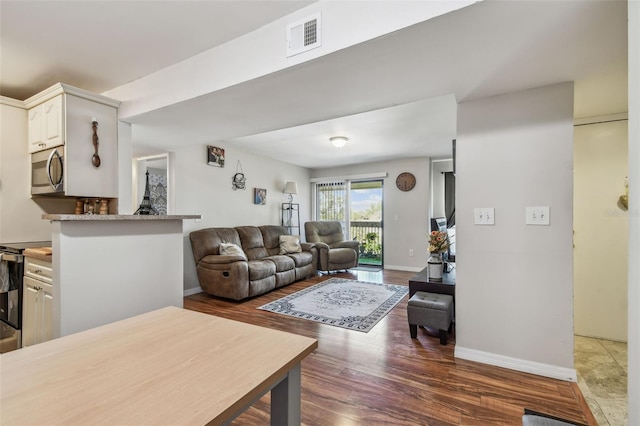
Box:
left=258, top=278, right=408, bottom=332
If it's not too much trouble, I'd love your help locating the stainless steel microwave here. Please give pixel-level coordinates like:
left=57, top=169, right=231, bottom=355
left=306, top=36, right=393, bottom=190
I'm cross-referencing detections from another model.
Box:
left=31, top=147, right=64, bottom=196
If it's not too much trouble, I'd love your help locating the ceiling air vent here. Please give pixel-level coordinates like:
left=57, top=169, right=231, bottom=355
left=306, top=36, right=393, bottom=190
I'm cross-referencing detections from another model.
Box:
left=286, top=13, right=321, bottom=57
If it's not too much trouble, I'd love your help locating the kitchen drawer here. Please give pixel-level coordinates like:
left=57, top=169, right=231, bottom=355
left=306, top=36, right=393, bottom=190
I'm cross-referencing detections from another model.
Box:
left=24, top=257, right=53, bottom=284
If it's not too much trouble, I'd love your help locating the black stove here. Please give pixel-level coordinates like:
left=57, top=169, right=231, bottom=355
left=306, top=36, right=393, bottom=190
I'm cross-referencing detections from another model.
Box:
left=0, top=241, right=51, bottom=353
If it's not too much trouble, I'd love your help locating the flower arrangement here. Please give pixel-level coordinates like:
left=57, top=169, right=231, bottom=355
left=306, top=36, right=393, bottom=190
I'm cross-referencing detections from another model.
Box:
left=428, top=230, right=449, bottom=253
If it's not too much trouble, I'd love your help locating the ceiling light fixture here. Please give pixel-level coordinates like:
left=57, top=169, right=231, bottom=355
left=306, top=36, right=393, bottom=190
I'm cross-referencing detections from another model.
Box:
left=330, top=136, right=348, bottom=149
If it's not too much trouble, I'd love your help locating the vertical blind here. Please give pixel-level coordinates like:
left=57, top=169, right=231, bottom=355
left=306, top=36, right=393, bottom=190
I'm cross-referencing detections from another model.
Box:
left=316, top=181, right=347, bottom=222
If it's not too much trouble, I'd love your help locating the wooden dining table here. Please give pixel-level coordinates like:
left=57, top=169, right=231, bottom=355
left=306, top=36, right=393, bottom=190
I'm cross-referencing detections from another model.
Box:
left=0, top=306, right=318, bottom=425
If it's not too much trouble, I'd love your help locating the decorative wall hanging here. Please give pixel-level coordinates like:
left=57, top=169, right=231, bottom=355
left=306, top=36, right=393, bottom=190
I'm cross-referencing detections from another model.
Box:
left=232, top=160, right=246, bottom=190
left=91, top=118, right=101, bottom=168
left=207, top=145, right=225, bottom=167
left=254, top=188, right=267, bottom=205
left=618, top=176, right=629, bottom=211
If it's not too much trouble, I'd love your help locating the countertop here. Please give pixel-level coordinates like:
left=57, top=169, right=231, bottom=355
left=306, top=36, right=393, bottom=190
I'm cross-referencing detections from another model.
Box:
left=43, top=214, right=201, bottom=221
left=23, top=247, right=52, bottom=262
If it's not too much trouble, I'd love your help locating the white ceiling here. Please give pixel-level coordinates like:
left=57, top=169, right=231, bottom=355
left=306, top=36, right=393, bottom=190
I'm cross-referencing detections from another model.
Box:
left=0, top=1, right=628, bottom=169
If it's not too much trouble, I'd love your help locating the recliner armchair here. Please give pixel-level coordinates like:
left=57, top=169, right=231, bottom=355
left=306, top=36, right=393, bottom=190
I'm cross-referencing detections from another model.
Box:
left=304, top=221, right=359, bottom=272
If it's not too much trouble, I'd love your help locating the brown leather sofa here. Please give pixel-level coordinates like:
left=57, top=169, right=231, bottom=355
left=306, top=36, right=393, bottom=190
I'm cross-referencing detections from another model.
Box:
left=190, top=225, right=317, bottom=300
left=304, top=221, right=360, bottom=273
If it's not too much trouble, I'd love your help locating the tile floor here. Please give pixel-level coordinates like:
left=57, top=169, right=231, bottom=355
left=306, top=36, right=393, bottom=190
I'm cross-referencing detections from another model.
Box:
left=574, top=335, right=628, bottom=425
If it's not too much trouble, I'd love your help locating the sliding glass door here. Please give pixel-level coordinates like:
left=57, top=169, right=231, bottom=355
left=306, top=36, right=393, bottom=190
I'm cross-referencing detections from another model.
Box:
left=315, top=179, right=383, bottom=267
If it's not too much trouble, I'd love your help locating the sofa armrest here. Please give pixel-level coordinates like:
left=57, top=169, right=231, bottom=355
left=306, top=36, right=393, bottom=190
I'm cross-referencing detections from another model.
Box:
left=332, top=240, right=359, bottom=251
left=199, top=254, right=247, bottom=265
left=313, top=242, right=330, bottom=252
left=300, top=242, right=315, bottom=252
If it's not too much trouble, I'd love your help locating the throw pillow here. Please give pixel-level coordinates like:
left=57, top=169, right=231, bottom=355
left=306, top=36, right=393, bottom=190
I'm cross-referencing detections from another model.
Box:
left=279, top=235, right=302, bottom=255
left=219, top=242, right=247, bottom=260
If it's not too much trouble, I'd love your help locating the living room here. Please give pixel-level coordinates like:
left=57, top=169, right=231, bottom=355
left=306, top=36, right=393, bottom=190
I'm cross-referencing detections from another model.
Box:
left=0, top=1, right=638, bottom=425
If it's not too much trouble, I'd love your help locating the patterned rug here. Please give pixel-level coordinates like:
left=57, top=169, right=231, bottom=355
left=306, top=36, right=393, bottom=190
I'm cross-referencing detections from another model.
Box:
left=258, top=278, right=408, bottom=332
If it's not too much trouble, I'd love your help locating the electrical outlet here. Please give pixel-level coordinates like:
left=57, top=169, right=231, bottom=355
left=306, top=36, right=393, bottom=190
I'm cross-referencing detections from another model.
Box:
left=409, top=249, right=414, bottom=257
left=474, top=207, right=495, bottom=225
left=526, top=206, right=550, bottom=225
left=394, top=214, right=399, bottom=221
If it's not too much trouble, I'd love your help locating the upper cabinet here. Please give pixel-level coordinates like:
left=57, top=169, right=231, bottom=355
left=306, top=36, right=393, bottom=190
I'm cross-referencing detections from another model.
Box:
left=28, top=95, right=63, bottom=153
left=25, top=83, right=121, bottom=198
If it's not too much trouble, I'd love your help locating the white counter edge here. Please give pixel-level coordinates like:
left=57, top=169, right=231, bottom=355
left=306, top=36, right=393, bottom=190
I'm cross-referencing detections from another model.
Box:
left=43, top=214, right=201, bottom=221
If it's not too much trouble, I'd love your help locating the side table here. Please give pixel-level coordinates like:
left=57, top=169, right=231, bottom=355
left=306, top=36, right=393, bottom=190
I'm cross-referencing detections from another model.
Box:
left=408, top=266, right=456, bottom=338
left=408, top=266, right=456, bottom=298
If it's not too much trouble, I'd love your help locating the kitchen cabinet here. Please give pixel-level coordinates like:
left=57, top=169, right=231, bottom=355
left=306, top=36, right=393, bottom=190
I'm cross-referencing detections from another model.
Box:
left=28, top=95, right=63, bottom=153
left=22, top=257, right=54, bottom=347
left=25, top=83, right=121, bottom=198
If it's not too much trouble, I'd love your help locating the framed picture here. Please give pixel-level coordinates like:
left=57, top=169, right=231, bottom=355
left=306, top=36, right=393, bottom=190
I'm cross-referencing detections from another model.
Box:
left=254, top=188, right=267, bottom=205
left=207, top=145, right=225, bottom=167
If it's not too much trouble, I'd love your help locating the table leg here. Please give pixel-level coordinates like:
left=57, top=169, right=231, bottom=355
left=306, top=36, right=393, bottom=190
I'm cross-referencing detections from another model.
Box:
left=271, top=363, right=301, bottom=425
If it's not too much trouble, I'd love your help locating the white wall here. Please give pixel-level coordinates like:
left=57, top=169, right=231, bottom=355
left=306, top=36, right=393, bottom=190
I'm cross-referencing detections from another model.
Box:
left=174, top=144, right=311, bottom=293
left=310, top=157, right=430, bottom=271
left=574, top=120, right=628, bottom=341
left=455, top=83, right=576, bottom=381
left=53, top=220, right=184, bottom=337
left=627, top=1, right=639, bottom=423
left=104, top=1, right=474, bottom=120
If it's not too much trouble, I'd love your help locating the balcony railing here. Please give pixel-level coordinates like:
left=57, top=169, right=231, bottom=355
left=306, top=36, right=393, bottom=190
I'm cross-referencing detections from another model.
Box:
left=350, top=220, right=382, bottom=265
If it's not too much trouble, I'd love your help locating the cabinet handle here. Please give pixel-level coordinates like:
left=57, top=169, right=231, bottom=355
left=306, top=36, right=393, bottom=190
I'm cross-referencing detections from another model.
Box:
left=34, top=269, right=42, bottom=274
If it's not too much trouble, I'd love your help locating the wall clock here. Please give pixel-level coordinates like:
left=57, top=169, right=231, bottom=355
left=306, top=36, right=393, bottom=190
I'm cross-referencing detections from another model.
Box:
left=396, top=172, right=416, bottom=192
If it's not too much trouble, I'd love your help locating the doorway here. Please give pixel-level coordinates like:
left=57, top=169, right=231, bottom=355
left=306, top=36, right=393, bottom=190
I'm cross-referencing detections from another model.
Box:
left=350, top=180, right=383, bottom=267
left=573, top=117, right=628, bottom=424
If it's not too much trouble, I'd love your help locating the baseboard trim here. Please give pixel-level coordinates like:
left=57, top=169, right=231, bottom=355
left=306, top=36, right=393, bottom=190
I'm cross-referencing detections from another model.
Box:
left=183, top=287, right=203, bottom=297
left=384, top=264, right=423, bottom=272
left=454, top=346, right=577, bottom=382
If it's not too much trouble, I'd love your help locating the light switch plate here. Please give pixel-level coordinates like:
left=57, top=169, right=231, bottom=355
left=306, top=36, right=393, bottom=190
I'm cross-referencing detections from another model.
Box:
left=474, top=208, right=495, bottom=225
left=526, top=206, right=550, bottom=225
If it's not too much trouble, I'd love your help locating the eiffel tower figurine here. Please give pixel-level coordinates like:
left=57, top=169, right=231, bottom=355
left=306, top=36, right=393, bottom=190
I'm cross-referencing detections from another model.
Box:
left=134, top=170, right=158, bottom=215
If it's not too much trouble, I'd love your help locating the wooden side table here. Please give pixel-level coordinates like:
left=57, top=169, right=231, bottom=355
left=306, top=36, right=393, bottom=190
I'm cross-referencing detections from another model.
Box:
left=408, top=266, right=456, bottom=298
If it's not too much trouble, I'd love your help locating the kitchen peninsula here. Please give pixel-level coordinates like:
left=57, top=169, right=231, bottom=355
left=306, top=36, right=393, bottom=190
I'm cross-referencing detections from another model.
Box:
left=44, top=214, right=200, bottom=338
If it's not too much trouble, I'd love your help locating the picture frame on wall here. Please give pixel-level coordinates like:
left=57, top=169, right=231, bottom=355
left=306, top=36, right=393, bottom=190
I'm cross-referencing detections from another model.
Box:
left=254, top=188, right=267, bottom=205
left=207, top=146, right=225, bottom=167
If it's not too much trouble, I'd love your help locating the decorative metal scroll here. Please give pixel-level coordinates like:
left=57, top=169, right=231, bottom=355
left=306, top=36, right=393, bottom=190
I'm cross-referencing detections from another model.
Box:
left=232, top=161, right=246, bottom=190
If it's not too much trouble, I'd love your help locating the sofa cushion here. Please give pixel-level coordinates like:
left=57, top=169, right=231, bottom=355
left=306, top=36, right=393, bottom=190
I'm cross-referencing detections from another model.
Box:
left=263, top=255, right=295, bottom=272
left=279, top=235, right=302, bottom=254
left=247, top=260, right=276, bottom=281
left=286, top=251, right=314, bottom=267
left=304, top=221, right=346, bottom=246
left=219, top=242, right=247, bottom=260
left=190, top=227, right=241, bottom=261
left=236, top=226, right=269, bottom=260
left=259, top=225, right=290, bottom=256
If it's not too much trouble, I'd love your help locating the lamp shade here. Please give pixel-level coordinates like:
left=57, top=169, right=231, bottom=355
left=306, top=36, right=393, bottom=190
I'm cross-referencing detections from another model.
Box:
left=283, top=181, right=298, bottom=195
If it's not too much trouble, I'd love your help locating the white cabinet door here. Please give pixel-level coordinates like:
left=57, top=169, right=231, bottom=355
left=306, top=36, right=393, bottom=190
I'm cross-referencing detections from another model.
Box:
left=22, top=276, right=40, bottom=347
left=28, top=95, right=64, bottom=153
left=28, top=105, right=44, bottom=152
left=22, top=275, right=54, bottom=347
left=43, top=96, right=63, bottom=147
left=42, top=282, right=54, bottom=343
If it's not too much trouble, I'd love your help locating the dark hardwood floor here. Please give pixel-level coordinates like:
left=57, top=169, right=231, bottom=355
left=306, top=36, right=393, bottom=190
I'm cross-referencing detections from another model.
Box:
left=184, top=269, right=596, bottom=425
